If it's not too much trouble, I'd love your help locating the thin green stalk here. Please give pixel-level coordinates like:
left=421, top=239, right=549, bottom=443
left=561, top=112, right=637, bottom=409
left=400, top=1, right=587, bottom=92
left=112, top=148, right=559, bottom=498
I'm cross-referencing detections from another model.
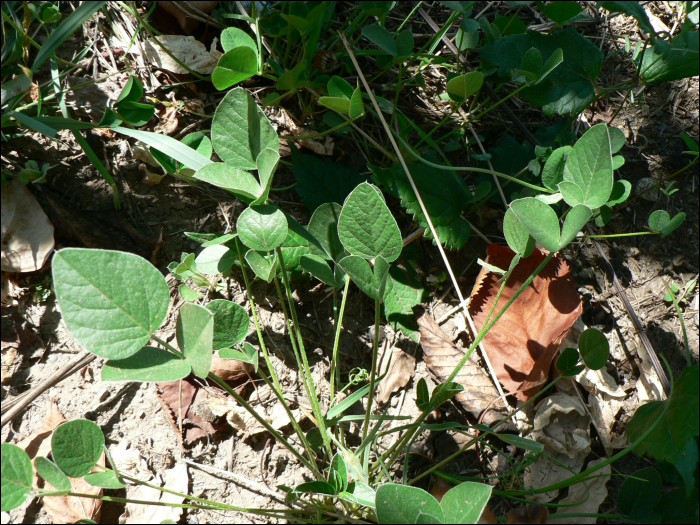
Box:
left=276, top=247, right=333, bottom=457
left=662, top=279, right=691, bottom=366
left=582, top=231, right=656, bottom=238
left=361, top=296, right=382, bottom=464
left=330, top=275, right=351, bottom=403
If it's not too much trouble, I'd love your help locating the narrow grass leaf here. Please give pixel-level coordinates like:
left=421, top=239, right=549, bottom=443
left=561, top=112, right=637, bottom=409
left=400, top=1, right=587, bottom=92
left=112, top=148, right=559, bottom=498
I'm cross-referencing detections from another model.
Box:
left=113, top=127, right=212, bottom=172
left=102, top=347, right=191, bottom=382
left=177, top=303, right=214, bottom=378
left=51, top=420, right=104, bottom=478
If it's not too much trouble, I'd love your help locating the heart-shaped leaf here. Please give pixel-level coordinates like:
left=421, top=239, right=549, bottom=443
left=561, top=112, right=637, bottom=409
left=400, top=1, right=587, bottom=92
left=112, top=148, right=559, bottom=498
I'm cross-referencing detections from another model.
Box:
left=648, top=210, right=686, bottom=237
left=212, top=47, right=258, bottom=90
left=52, top=249, right=170, bottom=360
left=177, top=302, right=214, bottom=378
left=237, top=205, right=288, bottom=251
left=102, top=347, right=191, bottom=382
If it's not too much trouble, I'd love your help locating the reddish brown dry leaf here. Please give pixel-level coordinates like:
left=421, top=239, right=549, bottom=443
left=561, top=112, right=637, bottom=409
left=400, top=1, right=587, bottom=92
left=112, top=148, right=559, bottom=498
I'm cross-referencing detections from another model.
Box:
left=468, top=245, right=581, bottom=401
left=504, top=503, right=549, bottom=524
left=209, top=355, right=253, bottom=382
left=376, top=347, right=416, bottom=405
left=417, top=308, right=508, bottom=426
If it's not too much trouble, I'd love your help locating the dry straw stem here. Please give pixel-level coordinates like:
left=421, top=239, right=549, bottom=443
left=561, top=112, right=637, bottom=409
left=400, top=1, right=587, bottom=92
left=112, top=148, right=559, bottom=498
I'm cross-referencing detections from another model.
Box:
left=338, top=31, right=507, bottom=402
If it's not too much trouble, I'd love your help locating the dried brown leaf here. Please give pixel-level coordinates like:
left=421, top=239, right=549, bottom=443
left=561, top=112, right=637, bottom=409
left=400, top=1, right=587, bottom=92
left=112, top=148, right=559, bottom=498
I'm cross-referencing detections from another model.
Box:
left=376, top=347, right=415, bottom=405
left=209, top=355, right=252, bottom=382
left=468, top=245, right=582, bottom=401
left=42, top=461, right=104, bottom=524
left=552, top=458, right=610, bottom=524
left=157, top=377, right=217, bottom=444
left=417, top=308, right=508, bottom=426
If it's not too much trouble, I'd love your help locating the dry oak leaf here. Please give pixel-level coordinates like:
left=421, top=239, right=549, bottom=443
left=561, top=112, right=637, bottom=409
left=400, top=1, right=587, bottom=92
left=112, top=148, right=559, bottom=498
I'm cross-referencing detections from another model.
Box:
left=376, top=347, right=416, bottom=405
left=417, top=308, right=508, bottom=426
left=468, top=245, right=582, bottom=401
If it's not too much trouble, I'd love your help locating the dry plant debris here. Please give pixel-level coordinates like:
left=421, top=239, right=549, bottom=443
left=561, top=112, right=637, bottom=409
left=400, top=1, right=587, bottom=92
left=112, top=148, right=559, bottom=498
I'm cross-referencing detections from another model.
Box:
left=376, top=347, right=416, bottom=405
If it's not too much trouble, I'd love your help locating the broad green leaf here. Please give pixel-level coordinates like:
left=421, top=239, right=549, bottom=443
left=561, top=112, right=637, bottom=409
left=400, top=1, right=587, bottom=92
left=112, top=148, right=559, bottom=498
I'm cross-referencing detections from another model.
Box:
left=628, top=365, right=699, bottom=491
left=1, top=444, right=33, bottom=510
left=395, top=30, right=414, bottom=57
left=376, top=484, right=445, bottom=524
left=276, top=62, right=306, bottom=91
left=177, top=303, right=214, bottom=378
left=617, top=467, right=662, bottom=522
left=510, top=198, right=560, bottom=252
left=51, top=420, right=104, bottom=478
left=318, top=96, right=351, bottom=114
left=237, top=205, right=288, bottom=251
left=609, top=126, right=626, bottom=153
left=384, top=265, right=426, bottom=341
left=177, top=132, right=212, bottom=172
left=339, top=255, right=380, bottom=300
left=301, top=254, right=343, bottom=287
left=194, top=163, right=261, bottom=201
left=102, top=347, right=191, bottom=382
left=339, top=481, right=376, bottom=508
left=179, top=284, right=202, bottom=302
left=220, top=342, right=258, bottom=373
left=520, top=47, right=542, bottom=80
left=84, top=469, right=126, bottom=489
left=328, top=76, right=353, bottom=99
left=503, top=208, right=535, bottom=256
left=221, top=27, right=258, bottom=54
left=194, top=245, right=236, bottom=274
left=556, top=348, right=584, bottom=376
left=559, top=204, right=591, bottom=248
left=113, top=127, right=212, bottom=172
left=362, top=24, right=397, bottom=56
left=430, top=381, right=464, bottom=410
left=307, top=203, right=344, bottom=260
left=206, top=299, right=249, bottom=350
left=606, top=179, right=632, bottom=206
left=455, top=28, right=479, bottom=51
left=295, top=480, right=337, bottom=495
left=34, top=457, right=71, bottom=491
left=648, top=210, right=686, bottom=237
left=291, top=152, right=367, bottom=212
left=543, top=1, right=582, bottom=25
left=538, top=47, right=564, bottom=83
left=253, top=148, right=280, bottom=205
left=641, top=30, right=699, bottom=86
left=479, top=28, right=603, bottom=115
left=245, top=250, right=278, bottom=282
left=578, top=328, right=609, bottom=369
left=561, top=123, right=613, bottom=208
left=211, top=87, right=279, bottom=170
left=285, top=213, right=328, bottom=257
left=212, top=47, right=258, bottom=90
left=446, top=71, right=484, bottom=101
left=117, top=100, right=155, bottom=127
left=329, top=453, right=348, bottom=493
left=52, top=249, right=169, bottom=360
left=441, top=482, right=492, bottom=524
left=338, top=183, right=402, bottom=262
left=657, top=486, right=699, bottom=523
left=349, top=87, right=365, bottom=118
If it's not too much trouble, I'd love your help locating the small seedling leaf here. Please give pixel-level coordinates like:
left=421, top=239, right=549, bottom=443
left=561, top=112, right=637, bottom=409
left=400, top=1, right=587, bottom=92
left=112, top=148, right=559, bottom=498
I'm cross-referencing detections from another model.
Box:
left=34, top=457, right=71, bottom=492
left=349, top=86, right=365, bottom=118
left=510, top=198, right=560, bottom=252
left=416, top=377, right=430, bottom=410
left=245, top=250, right=278, bottom=282
left=295, top=480, right=337, bottom=495
left=339, top=255, right=380, bottom=300
left=1, top=444, right=33, bottom=510
left=446, top=71, right=484, bottom=101
left=221, top=27, right=258, bottom=54
left=237, top=205, right=288, bottom=251
left=194, top=163, right=261, bottom=201
left=561, top=123, right=613, bottom=208
left=194, top=245, right=236, bottom=274
left=441, top=481, right=492, bottom=524
left=318, top=96, right=351, bottom=114
left=376, top=484, right=445, bottom=524
left=362, top=24, right=397, bottom=56
left=84, top=469, right=126, bottom=489
left=648, top=210, right=686, bottom=237
left=521, top=48, right=542, bottom=79
left=556, top=347, right=585, bottom=376
left=220, top=342, right=259, bottom=373
left=430, top=381, right=464, bottom=410
left=606, top=179, right=632, bottom=206
left=328, top=76, right=353, bottom=99
left=51, top=420, right=104, bottom=478
left=179, top=284, right=203, bottom=302
left=102, top=347, right=191, bottom=382
left=578, top=328, right=609, bottom=369
left=52, top=249, right=170, bottom=360
left=559, top=204, right=591, bottom=248
left=177, top=303, right=214, bottom=378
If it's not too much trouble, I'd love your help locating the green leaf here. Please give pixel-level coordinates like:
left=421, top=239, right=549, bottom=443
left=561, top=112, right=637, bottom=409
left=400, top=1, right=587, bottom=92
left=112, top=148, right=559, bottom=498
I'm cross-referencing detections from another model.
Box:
left=441, top=481, right=492, bottom=524
left=51, top=420, right=104, bottom=478
left=220, top=342, right=258, bottom=373
left=177, top=303, right=214, bottom=378
left=113, top=127, right=212, bottom=172
left=318, top=96, right=351, bottom=114
left=376, top=484, right=444, bottom=523
left=538, top=47, right=564, bottom=83
left=383, top=265, right=426, bottom=341
left=339, top=256, right=380, bottom=300
left=657, top=486, right=699, bottom=523
left=416, top=378, right=430, bottom=410
left=445, top=71, right=484, bottom=101
left=479, top=28, right=603, bottom=115
left=211, top=87, right=279, bottom=170
left=212, top=47, right=258, bottom=90
left=362, top=24, right=397, bottom=56
left=556, top=348, right=585, bottom=376
left=245, top=250, right=278, bottom=282
left=339, top=481, right=376, bottom=508
left=648, top=210, right=686, bottom=237
left=301, top=254, right=343, bottom=288
left=606, top=179, right=632, bottom=206
left=202, top=233, right=237, bottom=247
left=520, top=47, right=543, bottom=79
left=52, top=249, right=169, bottom=360
left=253, top=148, right=281, bottom=205
left=194, top=163, right=261, bottom=201
left=237, top=205, right=288, bottom=251
left=503, top=208, right=535, bottom=256
left=329, top=453, right=348, bottom=493
left=102, top=347, right=191, bottom=382
left=510, top=198, right=560, bottom=252
left=455, top=28, right=479, bottom=51
left=328, top=76, right=353, bottom=99
left=84, top=469, right=126, bottom=489
left=1, top=444, right=33, bottom=510
left=627, top=365, right=699, bottom=492
left=221, top=27, right=258, bottom=54
left=560, top=123, right=613, bottom=208
left=543, top=1, right=582, bottom=25
left=338, top=183, right=402, bottom=262
left=291, top=152, right=367, bottom=212
left=618, top=467, right=662, bottom=522
left=179, top=284, right=203, bottom=302
left=349, top=87, right=365, bottom=118
left=559, top=204, right=591, bottom=248
left=599, top=2, right=656, bottom=38
left=34, top=457, right=71, bottom=492
left=489, top=432, right=544, bottom=453
left=194, top=245, right=236, bottom=274
left=641, top=30, right=699, bottom=86
left=578, top=328, right=609, bottom=369
left=430, top=381, right=464, bottom=410
left=205, top=300, right=249, bottom=350
left=117, top=101, right=155, bottom=127
left=307, top=203, right=344, bottom=261
left=295, top=480, right=337, bottom=495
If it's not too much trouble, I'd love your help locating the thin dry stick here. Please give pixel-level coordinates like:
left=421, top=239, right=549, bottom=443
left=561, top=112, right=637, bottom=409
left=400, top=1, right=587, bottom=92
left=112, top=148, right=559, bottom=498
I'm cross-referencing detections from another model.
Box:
left=338, top=32, right=508, bottom=405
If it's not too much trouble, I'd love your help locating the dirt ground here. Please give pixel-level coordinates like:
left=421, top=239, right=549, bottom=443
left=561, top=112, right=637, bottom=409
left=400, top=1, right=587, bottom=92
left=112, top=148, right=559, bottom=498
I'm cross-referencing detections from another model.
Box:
left=1, top=2, right=698, bottom=523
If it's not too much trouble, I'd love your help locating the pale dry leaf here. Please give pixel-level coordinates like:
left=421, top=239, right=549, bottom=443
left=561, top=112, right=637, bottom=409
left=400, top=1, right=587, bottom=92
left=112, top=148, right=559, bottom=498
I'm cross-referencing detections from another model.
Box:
left=1, top=179, right=55, bottom=272
left=118, top=35, right=222, bottom=74
left=551, top=457, right=610, bottom=524
left=110, top=441, right=152, bottom=480
left=523, top=451, right=587, bottom=503
left=587, top=392, right=629, bottom=450
left=119, top=463, right=188, bottom=524
left=376, top=347, right=416, bottom=405
left=531, top=394, right=591, bottom=458
left=42, top=457, right=104, bottom=525
left=468, top=245, right=582, bottom=401
left=417, top=308, right=508, bottom=426
left=154, top=105, right=179, bottom=135
left=574, top=367, right=626, bottom=398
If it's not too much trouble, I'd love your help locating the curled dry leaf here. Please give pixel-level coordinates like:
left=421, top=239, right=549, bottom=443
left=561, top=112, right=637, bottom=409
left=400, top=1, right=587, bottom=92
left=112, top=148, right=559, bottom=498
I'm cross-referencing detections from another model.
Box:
left=1, top=179, right=55, bottom=272
left=551, top=458, right=611, bottom=524
left=417, top=308, right=508, bottom=426
left=531, top=394, right=591, bottom=457
left=468, top=245, right=582, bottom=401
left=376, top=347, right=416, bottom=405
left=266, top=105, right=335, bottom=155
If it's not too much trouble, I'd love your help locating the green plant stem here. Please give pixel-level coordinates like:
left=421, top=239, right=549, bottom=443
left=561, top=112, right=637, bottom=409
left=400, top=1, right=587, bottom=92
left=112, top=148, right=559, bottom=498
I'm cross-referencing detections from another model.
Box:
left=361, top=295, right=382, bottom=464
left=330, top=274, right=351, bottom=404
left=582, top=231, right=656, bottom=238
left=275, top=247, right=333, bottom=458
left=662, top=279, right=691, bottom=366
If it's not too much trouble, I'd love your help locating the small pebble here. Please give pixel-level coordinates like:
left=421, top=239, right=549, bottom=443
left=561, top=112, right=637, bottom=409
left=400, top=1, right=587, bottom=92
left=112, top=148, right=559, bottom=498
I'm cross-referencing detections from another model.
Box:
left=635, top=177, right=659, bottom=202
left=627, top=247, right=640, bottom=257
